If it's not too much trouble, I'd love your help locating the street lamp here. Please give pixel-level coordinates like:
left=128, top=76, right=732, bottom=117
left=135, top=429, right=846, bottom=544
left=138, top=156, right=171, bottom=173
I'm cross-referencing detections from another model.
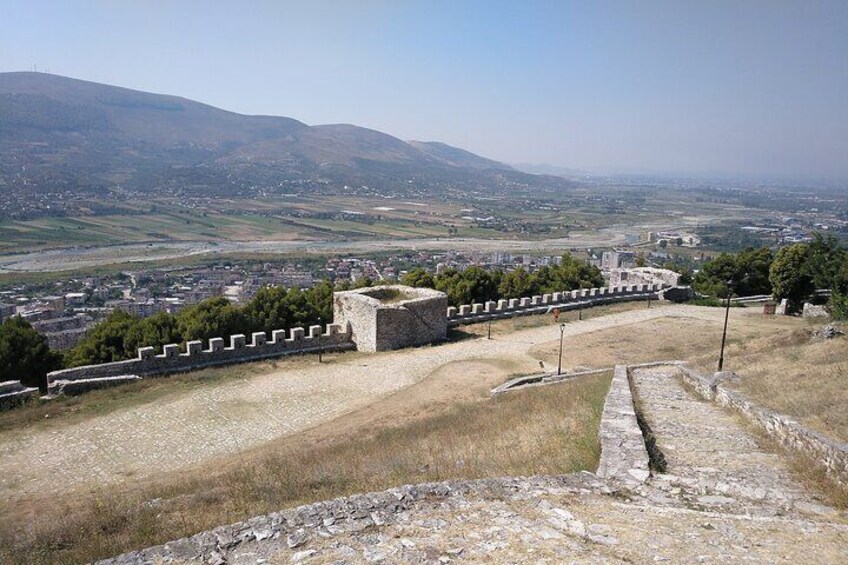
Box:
left=557, top=322, right=565, bottom=375
left=717, top=279, right=733, bottom=372
left=487, top=318, right=492, bottom=340
left=317, top=316, right=323, bottom=363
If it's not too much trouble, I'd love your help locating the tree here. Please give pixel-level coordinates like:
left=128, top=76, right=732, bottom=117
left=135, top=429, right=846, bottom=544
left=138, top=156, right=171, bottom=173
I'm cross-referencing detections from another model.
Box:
left=434, top=267, right=499, bottom=307
left=693, top=247, right=773, bottom=298
left=806, top=232, right=847, bottom=290
left=66, top=310, right=140, bottom=367
left=769, top=244, right=815, bottom=311
left=177, top=297, right=247, bottom=343
left=498, top=268, right=536, bottom=299
left=828, top=258, right=848, bottom=320
left=0, top=317, right=62, bottom=390
left=659, top=239, right=668, bottom=249
left=125, top=312, right=181, bottom=355
left=401, top=268, right=436, bottom=289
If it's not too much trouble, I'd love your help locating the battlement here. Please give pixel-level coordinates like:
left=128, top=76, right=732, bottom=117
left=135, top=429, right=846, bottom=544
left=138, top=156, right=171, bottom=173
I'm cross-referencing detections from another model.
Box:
left=446, top=283, right=664, bottom=326
left=47, top=323, right=354, bottom=393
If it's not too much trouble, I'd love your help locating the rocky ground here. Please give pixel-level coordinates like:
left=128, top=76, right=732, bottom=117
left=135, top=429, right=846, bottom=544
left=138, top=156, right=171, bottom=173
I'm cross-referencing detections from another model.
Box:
left=102, top=363, right=848, bottom=564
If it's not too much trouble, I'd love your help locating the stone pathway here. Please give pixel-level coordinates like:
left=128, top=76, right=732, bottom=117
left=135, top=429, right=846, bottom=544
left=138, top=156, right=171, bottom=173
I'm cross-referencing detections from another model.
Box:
left=102, top=363, right=848, bottom=564
left=628, top=365, right=834, bottom=518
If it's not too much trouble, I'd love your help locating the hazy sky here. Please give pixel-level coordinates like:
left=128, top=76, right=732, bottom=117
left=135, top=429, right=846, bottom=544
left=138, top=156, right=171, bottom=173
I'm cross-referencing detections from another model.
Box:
left=2, top=1, right=847, bottom=178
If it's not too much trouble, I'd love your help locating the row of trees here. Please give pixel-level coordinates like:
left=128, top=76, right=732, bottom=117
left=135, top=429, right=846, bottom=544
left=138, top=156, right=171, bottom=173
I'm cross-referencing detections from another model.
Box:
left=693, top=233, right=848, bottom=315
left=64, top=282, right=334, bottom=368
left=400, top=253, right=604, bottom=307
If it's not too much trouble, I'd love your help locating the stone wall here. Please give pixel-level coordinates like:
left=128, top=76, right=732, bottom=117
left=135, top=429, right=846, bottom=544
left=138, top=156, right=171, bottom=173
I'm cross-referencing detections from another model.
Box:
left=46, top=324, right=354, bottom=394
left=447, top=283, right=665, bottom=327
left=334, top=286, right=448, bottom=352
left=596, top=365, right=651, bottom=487
left=0, top=380, right=40, bottom=409
left=676, top=365, right=848, bottom=485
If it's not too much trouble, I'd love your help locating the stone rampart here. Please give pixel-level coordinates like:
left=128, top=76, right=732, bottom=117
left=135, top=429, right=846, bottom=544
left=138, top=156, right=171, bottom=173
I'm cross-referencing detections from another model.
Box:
left=447, top=283, right=665, bottom=326
left=596, top=365, right=651, bottom=486
left=677, top=365, right=848, bottom=485
left=46, top=324, right=354, bottom=394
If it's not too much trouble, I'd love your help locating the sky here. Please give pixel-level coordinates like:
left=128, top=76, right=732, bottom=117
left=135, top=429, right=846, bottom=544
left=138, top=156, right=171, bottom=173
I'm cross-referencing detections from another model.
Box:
left=2, top=0, right=847, bottom=178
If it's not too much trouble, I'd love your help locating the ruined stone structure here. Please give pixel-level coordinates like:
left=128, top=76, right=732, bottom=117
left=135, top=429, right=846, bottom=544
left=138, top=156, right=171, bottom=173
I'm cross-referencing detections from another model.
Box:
left=333, top=286, right=448, bottom=352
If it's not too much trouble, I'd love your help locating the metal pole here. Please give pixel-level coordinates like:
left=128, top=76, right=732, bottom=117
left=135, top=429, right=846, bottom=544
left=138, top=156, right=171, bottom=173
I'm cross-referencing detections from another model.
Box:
left=317, top=317, right=323, bottom=363
left=717, top=289, right=731, bottom=372
left=557, top=323, right=564, bottom=375
left=487, top=318, right=492, bottom=340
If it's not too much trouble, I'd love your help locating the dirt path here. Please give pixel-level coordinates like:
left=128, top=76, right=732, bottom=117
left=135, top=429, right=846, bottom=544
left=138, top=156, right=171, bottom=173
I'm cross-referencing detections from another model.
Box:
left=0, top=305, right=725, bottom=503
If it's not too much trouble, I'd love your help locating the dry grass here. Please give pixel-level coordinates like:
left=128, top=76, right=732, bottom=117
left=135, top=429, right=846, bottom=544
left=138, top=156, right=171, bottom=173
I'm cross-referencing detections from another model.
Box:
left=0, top=372, right=611, bottom=564
left=695, top=324, right=848, bottom=443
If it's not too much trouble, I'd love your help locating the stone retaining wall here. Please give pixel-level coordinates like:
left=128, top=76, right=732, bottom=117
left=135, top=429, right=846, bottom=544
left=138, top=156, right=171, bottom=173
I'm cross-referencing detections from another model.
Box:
left=0, top=380, right=39, bottom=409
left=677, top=365, right=848, bottom=485
left=96, top=473, right=607, bottom=565
left=595, top=365, right=651, bottom=487
left=446, top=284, right=665, bottom=327
left=47, top=324, right=354, bottom=394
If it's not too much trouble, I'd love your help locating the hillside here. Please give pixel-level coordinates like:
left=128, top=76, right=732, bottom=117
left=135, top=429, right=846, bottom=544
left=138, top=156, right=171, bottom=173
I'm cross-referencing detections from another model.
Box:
left=0, top=72, right=567, bottom=197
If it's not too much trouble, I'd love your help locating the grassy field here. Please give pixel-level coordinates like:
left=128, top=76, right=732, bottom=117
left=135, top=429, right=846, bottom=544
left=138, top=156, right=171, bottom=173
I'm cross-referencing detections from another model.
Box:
left=714, top=323, right=848, bottom=443
left=0, top=371, right=611, bottom=564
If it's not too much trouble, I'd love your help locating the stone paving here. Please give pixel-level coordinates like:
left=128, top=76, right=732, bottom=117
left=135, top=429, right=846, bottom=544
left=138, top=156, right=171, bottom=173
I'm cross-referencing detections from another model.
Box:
left=101, top=362, right=848, bottom=564
left=0, top=305, right=723, bottom=502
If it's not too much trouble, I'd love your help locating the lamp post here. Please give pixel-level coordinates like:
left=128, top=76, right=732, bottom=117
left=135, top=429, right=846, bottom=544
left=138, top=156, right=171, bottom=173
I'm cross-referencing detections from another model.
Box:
left=717, top=279, right=733, bottom=372
left=317, top=317, right=323, bottom=363
left=557, top=322, right=565, bottom=375
left=487, top=318, right=492, bottom=340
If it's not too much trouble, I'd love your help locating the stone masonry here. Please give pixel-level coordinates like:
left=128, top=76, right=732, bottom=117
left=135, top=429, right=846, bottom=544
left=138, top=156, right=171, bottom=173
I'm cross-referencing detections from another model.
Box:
left=333, top=285, right=448, bottom=352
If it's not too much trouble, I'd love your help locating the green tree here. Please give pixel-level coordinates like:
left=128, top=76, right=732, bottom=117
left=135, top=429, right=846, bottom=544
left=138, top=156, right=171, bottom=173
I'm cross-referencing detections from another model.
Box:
left=400, top=268, right=436, bottom=289
left=177, top=297, right=247, bottom=342
left=65, top=310, right=139, bottom=367
left=828, top=258, right=848, bottom=320
left=125, top=312, right=181, bottom=354
left=0, top=317, right=62, bottom=390
left=769, top=244, right=815, bottom=311
left=806, top=232, right=847, bottom=290
left=498, top=268, right=537, bottom=299
left=435, top=267, right=499, bottom=307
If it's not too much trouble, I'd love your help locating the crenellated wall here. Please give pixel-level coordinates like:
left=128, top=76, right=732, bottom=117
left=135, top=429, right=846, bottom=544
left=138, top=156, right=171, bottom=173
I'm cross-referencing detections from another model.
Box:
left=47, top=323, right=354, bottom=394
left=446, top=283, right=665, bottom=326
left=43, top=283, right=669, bottom=398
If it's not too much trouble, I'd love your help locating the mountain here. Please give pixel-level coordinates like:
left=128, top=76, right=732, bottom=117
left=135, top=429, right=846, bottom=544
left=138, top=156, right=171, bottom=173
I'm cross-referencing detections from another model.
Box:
left=407, top=141, right=512, bottom=171
left=0, top=72, right=570, bottom=198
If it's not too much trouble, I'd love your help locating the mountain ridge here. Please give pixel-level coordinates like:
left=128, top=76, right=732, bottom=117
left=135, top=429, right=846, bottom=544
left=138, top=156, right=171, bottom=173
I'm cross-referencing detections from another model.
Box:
left=0, top=72, right=566, bottom=197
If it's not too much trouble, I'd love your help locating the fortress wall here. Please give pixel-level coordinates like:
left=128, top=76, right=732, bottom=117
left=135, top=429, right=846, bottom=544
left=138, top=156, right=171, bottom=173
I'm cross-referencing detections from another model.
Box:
left=447, top=283, right=665, bottom=327
left=46, top=324, right=354, bottom=392
left=677, top=365, right=848, bottom=486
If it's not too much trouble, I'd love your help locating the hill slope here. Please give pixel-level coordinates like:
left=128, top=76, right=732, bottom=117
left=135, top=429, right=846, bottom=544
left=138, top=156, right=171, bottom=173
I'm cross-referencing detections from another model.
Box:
left=0, top=72, right=566, bottom=197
